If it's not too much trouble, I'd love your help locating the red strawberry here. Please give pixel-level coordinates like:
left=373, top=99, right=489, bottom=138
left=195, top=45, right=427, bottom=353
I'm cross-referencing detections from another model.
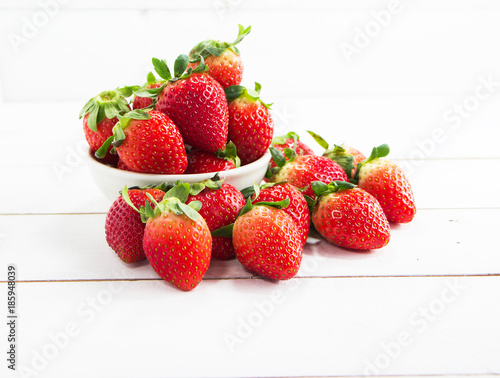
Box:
left=311, top=181, right=390, bottom=250
left=186, top=179, right=245, bottom=260
left=270, top=131, right=315, bottom=169
left=232, top=199, right=302, bottom=280
left=154, top=55, right=229, bottom=153
left=105, top=188, right=165, bottom=263
left=353, top=144, right=416, bottom=223
left=80, top=87, right=135, bottom=163
left=188, top=25, right=251, bottom=88
left=116, top=159, right=133, bottom=171
left=96, top=109, right=187, bottom=174
left=225, top=83, right=274, bottom=165
left=307, top=131, right=366, bottom=178
left=185, top=141, right=240, bottom=174
left=124, top=184, right=212, bottom=291
left=269, top=148, right=348, bottom=199
left=244, top=182, right=310, bottom=247
left=132, top=80, right=163, bottom=110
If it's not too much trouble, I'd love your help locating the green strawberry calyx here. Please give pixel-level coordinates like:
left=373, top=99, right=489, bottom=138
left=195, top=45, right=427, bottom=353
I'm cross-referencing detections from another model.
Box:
left=122, top=183, right=203, bottom=224
left=307, top=130, right=357, bottom=179
left=240, top=181, right=288, bottom=199
left=215, top=141, right=241, bottom=168
left=311, top=180, right=356, bottom=198
left=225, top=82, right=273, bottom=109
left=268, top=145, right=297, bottom=174
left=272, top=131, right=301, bottom=147
left=211, top=191, right=290, bottom=238
left=189, top=24, right=251, bottom=62
left=351, top=144, right=390, bottom=184
left=94, top=109, right=152, bottom=159
left=79, top=86, right=139, bottom=132
left=189, top=174, right=225, bottom=195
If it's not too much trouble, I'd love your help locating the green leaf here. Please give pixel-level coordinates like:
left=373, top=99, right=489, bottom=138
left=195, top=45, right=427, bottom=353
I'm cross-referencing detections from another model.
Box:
left=177, top=201, right=200, bottom=221
left=192, top=55, right=209, bottom=74
left=254, top=82, right=262, bottom=95
left=303, top=194, right=316, bottom=213
left=240, top=185, right=256, bottom=199
left=269, top=146, right=287, bottom=168
left=254, top=198, right=290, bottom=210
left=283, top=147, right=297, bottom=161
left=376, top=144, right=390, bottom=158
left=211, top=223, right=234, bottom=238
left=115, top=85, right=141, bottom=98
left=79, top=97, right=95, bottom=119
left=164, top=183, right=190, bottom=203
left=189, top=183, right=206, bottom=196
left=103, top=102, right=118, bottom=120
left=307, top=130, right=329, bottom=150
left=174, top=54, right=190, bottom=78
left=121, top=186, right=140, bottom=213
left=272, top=131, right=300, bottom=146
left=95, top=136, right=114, bottom=159
left=232, top=24, right=251, bottom=46
left=224, top=85, right=246, bottom=101
left=87, top=104, right=100, bottom=133
left=146, top=71, right=156, bottom=85
left=187, top=200, right=202, bottom=212
left=311, top=181, right=330, bottom=197
left=111, top=124, right=126, bottom=148
left=152, top=58, right=171, bottom=81
left=123, top=109, right=152, bottom=120
left=334, top=180, right=356, bottom=191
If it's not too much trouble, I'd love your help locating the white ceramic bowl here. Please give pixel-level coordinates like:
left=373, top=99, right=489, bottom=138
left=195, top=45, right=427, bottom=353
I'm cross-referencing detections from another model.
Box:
left=86, top=149, right=272, bottom=202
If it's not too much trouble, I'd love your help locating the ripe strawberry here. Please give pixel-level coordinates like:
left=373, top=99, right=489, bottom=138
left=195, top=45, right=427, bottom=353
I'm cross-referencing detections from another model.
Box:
left=185, top=141, right=240, bottom=174
left=269, top=148, right=348, bottom=199
left=124, top=184, right=212, bottom=291
left=270, top=131, right=315, bottom=169
left=154, top=55, right=229, bottom=153
left=96, top=109, right=187, bottom=174
left=79, top=87, right=136, bottom=163
left=352, top=144, right=416, bottom=223
left=307, top=131, right=365, bottom=179
left=225, top=83, right=274, bottom=165
left=186, top=179, right=245, bottom=260
left=116, top=159, right=132, bottom=171
left=243, top=182, right=310, bottom=247
left=105, top=188, right=165, bottom=263
left=231, top=198, right=302, bottom=280
left=311, top=181, right=390, bottom=250
left=188, top=25, right=251, bottom=88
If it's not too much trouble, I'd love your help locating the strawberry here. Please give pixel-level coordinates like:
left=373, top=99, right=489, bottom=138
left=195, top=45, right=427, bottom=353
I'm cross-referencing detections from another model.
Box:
left=188, top=25, right=251, bottom=88
left=132, top=73, right=163, bottom=110
left=352, top=144, right=416, bottom=223
left=116, top=159, right=132, bottom=171
left=307, top=131, right=365, bottom=179
left=270, top=131, right=315, bottom=169
left=79, top=87, right=136, bottom=164
left=225, top=83, right=274, bottom=165
left=95, top=109, right=187, bottom=174
left=243, top=182, right=310, bottom=247
left=153, top=55, right=229, bottom=153
left=185, top=141, right=240, bottom=174
left=268, top=148, right=348, bottom=199
left=123, top=184, right=212, bottom=291
left=311, top=181, right=390, bottom=250
left=105, top=188, right=165, bottom=263
left=230, top=198, right=302, bottom=280
left=186, top=178, right=245, bottom=260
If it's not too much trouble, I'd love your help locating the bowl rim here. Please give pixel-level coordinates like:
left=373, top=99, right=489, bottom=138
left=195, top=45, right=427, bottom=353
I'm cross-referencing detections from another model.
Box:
left=86, top=148, right=272, bottom=179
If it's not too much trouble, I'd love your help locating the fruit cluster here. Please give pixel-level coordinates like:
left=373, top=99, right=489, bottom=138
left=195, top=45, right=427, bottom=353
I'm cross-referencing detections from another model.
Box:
left=80, top=26, right=416, bottom=291
left=103, top=131, right=416, bottom=291
left=80, top=25, right=272, bottom=174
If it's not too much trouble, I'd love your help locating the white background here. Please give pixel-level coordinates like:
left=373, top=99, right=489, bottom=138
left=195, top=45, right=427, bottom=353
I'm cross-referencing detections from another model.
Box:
left=1, top=1, right=499, bottom=378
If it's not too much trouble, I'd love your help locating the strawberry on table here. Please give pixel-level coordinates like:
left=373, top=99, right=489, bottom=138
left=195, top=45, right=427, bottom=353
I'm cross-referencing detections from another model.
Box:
left=270, top=131, right=315, bottom=169
left=123, top=184, right=212, bottom=291
left=185, top=141, right=241, bottom=174
left=188, top=25, right=251, bottom=88
left=153, top=55, right=229, bottom=153
left=79, top=86, right=137, bottom=164
left=105, top=188, right=165, bottom=263
left=242, top=182, right=310, bottom=247
left=311, top=181, right=391, bottom=250
left=307, top=131, right=365, bottom=179
left=95, top=109, right=187, bottom=174
left=186, top=177, right=245, bottom=260
left=268, top=147, right=348, bottom=199
left=352, top=144, right=416, bottom=223
left=228, top=198, right=303, bottom=280
left=225, top=82, right=274, bottom=165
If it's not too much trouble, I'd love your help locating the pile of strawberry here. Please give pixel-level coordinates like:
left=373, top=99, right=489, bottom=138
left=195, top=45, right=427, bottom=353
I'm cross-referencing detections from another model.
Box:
left=102, top=131, right=416, bottom=291
left=80, top=26, right=416, bottom=292
left=79, top=25, right=274, bottom=174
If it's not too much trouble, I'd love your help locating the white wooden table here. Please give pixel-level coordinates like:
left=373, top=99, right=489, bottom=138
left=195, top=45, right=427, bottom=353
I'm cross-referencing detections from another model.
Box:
left=1, top=100, right=499, bottom=378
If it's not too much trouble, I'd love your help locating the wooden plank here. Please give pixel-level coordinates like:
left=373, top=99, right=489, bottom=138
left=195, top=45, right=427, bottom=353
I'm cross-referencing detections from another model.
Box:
left=2, top=276, right=499, bottom=377
left=2, top=209, right=499, bottom=281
